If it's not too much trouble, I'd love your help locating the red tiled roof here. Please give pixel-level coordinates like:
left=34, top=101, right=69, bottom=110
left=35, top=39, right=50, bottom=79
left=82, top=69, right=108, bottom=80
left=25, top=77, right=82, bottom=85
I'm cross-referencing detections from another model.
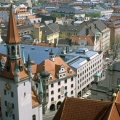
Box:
left=37, top=57, right=76, bottom=81
left=54, top=91, right=120, bottom=120
left=53, top=97, right=113, bottom=120
left=32, top=91, right=39, bottom=107
left=0, top=58, right=28, bottom=80
left=72, top=35, right=94, bottom=46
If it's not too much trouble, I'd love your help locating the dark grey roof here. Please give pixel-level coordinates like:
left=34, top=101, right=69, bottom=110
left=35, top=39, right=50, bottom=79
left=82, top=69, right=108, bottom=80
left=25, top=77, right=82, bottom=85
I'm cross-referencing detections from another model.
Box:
left=58, top=39, right=71, bottom=45
left=18, top=25, right=34, bottom=32
left=59, top=25, right=82, bottom=33
left=93, top=20, right=107, bottom=32
left=41, top=23, right=59, bottom=35
left=54, top=7, right=84, bottom=14
left=113, top=61, right=120, bottom=71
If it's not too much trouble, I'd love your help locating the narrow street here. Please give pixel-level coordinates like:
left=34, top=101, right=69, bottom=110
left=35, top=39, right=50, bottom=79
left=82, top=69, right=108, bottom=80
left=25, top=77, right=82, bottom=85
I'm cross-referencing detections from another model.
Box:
left=43, top=110, right=57, bottom=120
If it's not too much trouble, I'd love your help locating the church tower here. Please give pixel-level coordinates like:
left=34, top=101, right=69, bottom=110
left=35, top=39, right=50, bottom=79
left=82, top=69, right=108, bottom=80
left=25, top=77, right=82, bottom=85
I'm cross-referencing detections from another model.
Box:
left=0, top=6, right=32, bottom=120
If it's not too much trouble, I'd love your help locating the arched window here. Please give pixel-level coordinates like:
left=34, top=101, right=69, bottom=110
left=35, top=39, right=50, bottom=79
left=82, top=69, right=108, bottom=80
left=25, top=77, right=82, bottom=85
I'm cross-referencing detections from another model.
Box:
left=32, top=115, right=36, bottom=120
left=11, top=46, right=15, bottom=55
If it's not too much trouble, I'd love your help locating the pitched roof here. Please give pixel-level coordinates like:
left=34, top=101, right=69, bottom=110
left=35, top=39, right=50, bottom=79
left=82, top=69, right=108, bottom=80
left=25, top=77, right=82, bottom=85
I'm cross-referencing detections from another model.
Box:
left=37, top=57, right=76, bottom=81
left=54, top=91, right=120, bottom=120
left=32, top=91, right=39, bottom=107
left=6, top=7, right=21, bottom=44
left=72, top=35, right=94, bottom=46
left=0, top=54, right=28, bottom=80
left=53, top=97, right=112, bottom=120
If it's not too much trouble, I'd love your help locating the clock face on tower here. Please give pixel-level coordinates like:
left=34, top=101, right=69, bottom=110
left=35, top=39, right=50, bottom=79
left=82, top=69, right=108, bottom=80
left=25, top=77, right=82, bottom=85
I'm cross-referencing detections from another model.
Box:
left=5, top=82, right=11, bottom=90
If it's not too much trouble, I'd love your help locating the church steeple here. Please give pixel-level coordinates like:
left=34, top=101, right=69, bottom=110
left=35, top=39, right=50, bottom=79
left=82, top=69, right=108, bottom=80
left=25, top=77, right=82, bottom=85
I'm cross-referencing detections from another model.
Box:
left=6, top=5, right=21, bottom=60
left=6, top=5, right=21, bottom=44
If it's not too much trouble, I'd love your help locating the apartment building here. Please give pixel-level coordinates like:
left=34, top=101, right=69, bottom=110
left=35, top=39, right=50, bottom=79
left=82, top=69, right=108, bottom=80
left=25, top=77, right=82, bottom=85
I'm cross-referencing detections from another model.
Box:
left=36, top=52, right=76, bottom=112
left=64, top=48, right=103, bottom=97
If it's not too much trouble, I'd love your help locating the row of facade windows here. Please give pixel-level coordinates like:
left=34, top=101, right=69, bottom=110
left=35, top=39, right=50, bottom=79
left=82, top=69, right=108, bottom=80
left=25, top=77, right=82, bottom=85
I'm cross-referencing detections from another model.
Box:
left=51, top=84, right=74, bottom=95
left=51, top=91, right=74, bottom=101
left=51, top=78, right=73, bottom=88
left=77, top=59, right=102, bottom=73
left=4, top=90, right=14, bottom=97
left=5, top=112, right=15, bottom=119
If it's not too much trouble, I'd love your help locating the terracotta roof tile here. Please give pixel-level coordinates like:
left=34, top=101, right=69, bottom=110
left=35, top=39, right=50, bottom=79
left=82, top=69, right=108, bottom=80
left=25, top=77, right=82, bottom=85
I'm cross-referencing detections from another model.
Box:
left=54, top=91, right=120, bottom=120
left=37, top=57, right=76, bottom=81
left=108, top=103, right=120, bottom=120
left=53, top=97, right=113, bottom=120
left=72, top=35, right=94, bottom=46
left=109, top=16, right=120, bottom=21
left=32, top=91, right=39, bottom=107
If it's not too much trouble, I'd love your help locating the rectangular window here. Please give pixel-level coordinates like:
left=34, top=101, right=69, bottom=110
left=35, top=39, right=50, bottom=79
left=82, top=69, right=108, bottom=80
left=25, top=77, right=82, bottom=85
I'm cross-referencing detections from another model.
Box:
left=65, top=79, right=67, bottom=83
left=71, top=77, right=73, bottom=81
left=5, top=101, right=7, bottom=106
left=51, top=97, right=54, bottom=101
left=12, top=114, right=15, bottom=119
left=12, top=103, right=14, bottom=109
left=58, top=81, right=61, bottom=85
left=24, top=92, right=26, bottom=97
left=71, top=91, right=73, bottom=94
left=51, top=84, right=54, bottom=88
left=4, top=90, right=6, bottom=95
left=5, top=111, right=8, bottom=117
left=11, top=92, right=14, bottom=97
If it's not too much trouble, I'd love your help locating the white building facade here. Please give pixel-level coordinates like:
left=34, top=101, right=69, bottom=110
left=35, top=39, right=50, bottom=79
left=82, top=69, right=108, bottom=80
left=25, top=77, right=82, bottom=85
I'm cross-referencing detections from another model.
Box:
left=0, top=7, right=43, bottom=120
left=64, top=48, right=103, bottom=97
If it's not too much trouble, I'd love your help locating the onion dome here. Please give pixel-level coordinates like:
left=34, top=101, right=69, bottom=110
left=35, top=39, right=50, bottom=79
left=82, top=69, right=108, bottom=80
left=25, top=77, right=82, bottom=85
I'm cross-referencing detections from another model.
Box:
left=40, top=70, right=49, bottom=78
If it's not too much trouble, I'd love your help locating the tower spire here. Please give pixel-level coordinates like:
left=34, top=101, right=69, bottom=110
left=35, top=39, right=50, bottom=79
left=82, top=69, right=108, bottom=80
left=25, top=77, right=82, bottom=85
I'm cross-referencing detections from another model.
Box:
left=6, top=5, right=21, bottom=44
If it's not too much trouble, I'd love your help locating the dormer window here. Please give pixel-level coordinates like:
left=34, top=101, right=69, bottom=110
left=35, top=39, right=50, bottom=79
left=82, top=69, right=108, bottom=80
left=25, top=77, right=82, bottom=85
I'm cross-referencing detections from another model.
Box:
left=69, top=68, right=72, bottom=74
left=59, top=65, right=66, bottom=73
left=49, top=74, right=53, bottom=80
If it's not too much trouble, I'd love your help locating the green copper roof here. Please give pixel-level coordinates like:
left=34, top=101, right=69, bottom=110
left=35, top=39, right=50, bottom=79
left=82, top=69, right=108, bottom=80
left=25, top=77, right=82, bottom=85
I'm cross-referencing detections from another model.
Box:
left=40, top=70, right=49, bottom=78
left=93, top=73, right=100, bottom=77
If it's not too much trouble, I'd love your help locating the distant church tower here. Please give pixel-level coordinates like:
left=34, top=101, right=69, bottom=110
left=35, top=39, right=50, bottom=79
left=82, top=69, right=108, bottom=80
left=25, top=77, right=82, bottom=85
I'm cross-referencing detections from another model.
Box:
left=0, top=6, right=32, bottom=120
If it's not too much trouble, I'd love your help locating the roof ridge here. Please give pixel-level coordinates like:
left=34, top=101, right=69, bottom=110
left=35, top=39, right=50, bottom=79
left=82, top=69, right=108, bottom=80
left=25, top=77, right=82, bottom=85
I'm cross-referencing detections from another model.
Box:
left=71, top=97, right=112, bottom=103
left=107, top=102, right=117, bottom=120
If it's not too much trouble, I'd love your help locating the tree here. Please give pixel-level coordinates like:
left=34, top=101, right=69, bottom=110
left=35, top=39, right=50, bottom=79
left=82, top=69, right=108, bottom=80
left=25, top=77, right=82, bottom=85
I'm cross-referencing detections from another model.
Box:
left=50, top=12, right=61, bottom=18
left=85, top=12, right=101, bottom=18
